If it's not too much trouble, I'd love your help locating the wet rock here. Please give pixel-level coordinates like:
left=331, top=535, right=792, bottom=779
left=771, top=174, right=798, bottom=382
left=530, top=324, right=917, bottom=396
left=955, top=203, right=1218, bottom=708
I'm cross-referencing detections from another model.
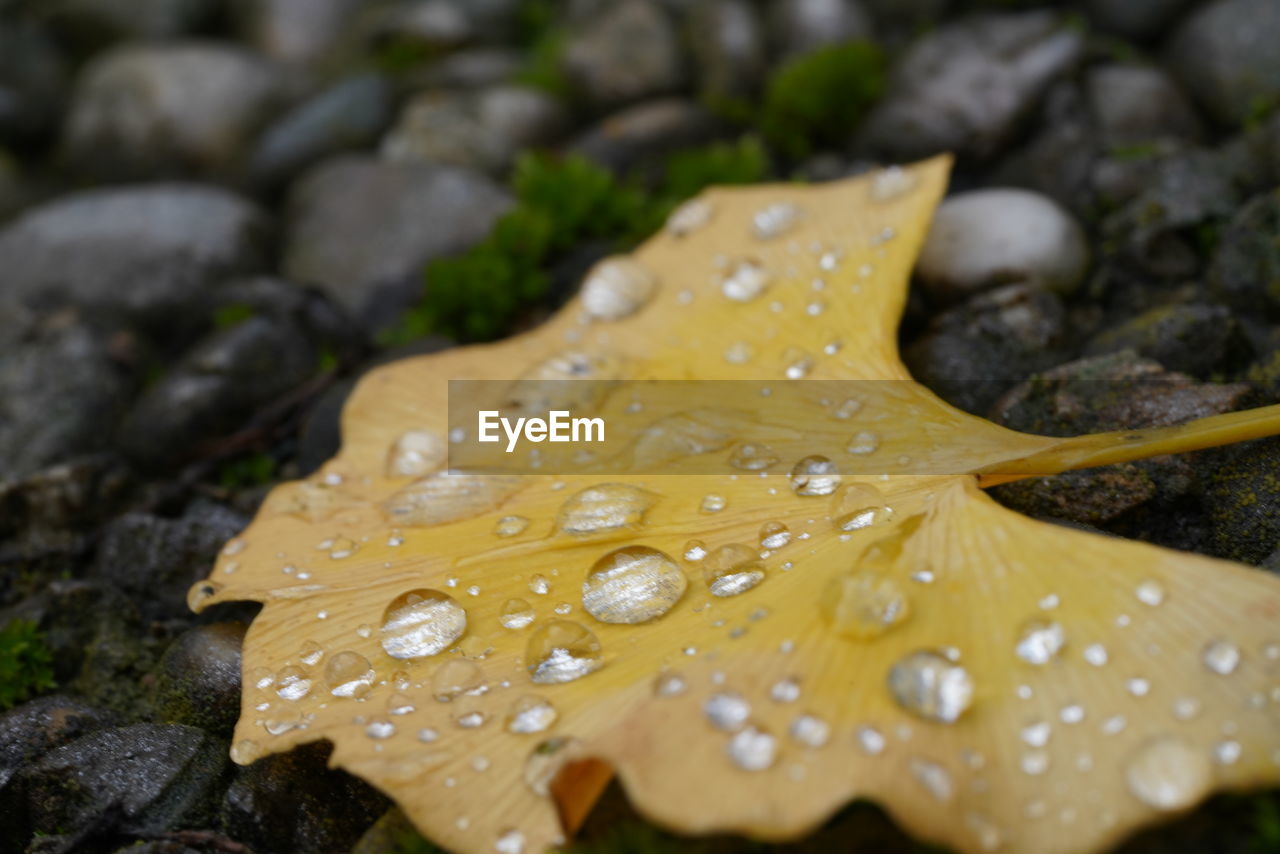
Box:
left=0, top=319, right=131, bottom=483
left=1202, top=438, right=1280, bottom=563
left=381, top=85, right=568, bottom=175
left=917, top=188, right=1090, bottom=301
left=0, top=184, right=270, bottom=334
left=153, top=623, right=246, bottom=737
left=994, top=81, right=1100, bottom=217
left=1084, top=303, right=1250, bottom=378
left=45, top=0, right=219, bottom=50
left=283, top=156, right=511, bottom=319
left=119, top=313, right=320, bottom=469
left=19, top=724, right=228, bottom=841
left=858, top=11, right=1082, bottom=160
left=767, top=0, right=874, bottom=59
left=687, top=0, right=766, bottom=100
left=220, top=742, right=388, bottom=854
left=996, top=465, right=1158, bottom=527
left=569, top=98, right=720, bottom=175
left=249, top=74, right=395, bottom=192
left=1085, top=0, right=1193, bottom=39
left=235, top=0, right=363, bottom=66
left=296, top=380, right=355, bottom=477
left=368, top=0, right=476, bottom=56
left=1209, top=190, right=1280, bottom=314
left=562, top=0, right=686, bottom=110
left=903, top=283, right=1069, bottom=415
left=90, top=503, right=247, bottom=624
left=0, top=696, right=115, bottom=792
left=1086, top=63, right=1203, bottom=148
left=63, top=43, right=290, bottom=179
left=1165, top=0, right=1280, bottom=127
left=0, top=19, right=68, bottom=146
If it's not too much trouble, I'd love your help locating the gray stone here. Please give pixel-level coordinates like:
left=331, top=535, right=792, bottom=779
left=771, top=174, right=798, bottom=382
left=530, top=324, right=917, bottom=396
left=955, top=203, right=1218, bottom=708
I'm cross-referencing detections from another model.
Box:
left=410, top=48, right=524, bottom=90
left=367, top=0, right=475, bottom=55
left=283, top=156, right=512, bottom=317
left=119, top=314, right=319, bottom=469
left=381, top=85, right=568, bottom=175
left=20, top=724, right=228, bottom=839
left=153, top=623, right=246, bottom=737
left=249, top=74, right=395, bottom=191
left=0, top=696, right=114, bottom=791
left=45, top=0, right=219, bottom=47
left=858, top=12, right=1082, bottom=160
left=569, top=98, right=720, bottom=175
left=1084, top=303, right=1250, bottom=378
left=766, top=0, right=874, bottom=59
left=994, top=465, right=1159, bottom=527
left=220, top=742, right=388, bottom=854
left=562, top=0, right=686, bottom=109
left=687, top=0, right=767, bottom=100
left=1085, top=0, right=1194, bottom=39
left=62, top=42, right=289, bottom=178
left=235, top=0, right=364, bottom=66
left=1210, top=190, right=1280, bottom=314
left=903, top=283, right=1069, bottom=416
left=1166, top=0, right=1280, bottom=127
left=917, top=188, right=1090, bottom=301
left=90, top=504, right=247, bottom=624
left=0, top=184, right=270, bottom=332
left=1202, top=437, right=1280, bottom=563
left=0, top=19, right=68, bottom=145
left=1086, top=63, right=1203, bottom=148
left=994, top=81, right=1100, bottom=217
left=0, top=320, right=131, bottom=483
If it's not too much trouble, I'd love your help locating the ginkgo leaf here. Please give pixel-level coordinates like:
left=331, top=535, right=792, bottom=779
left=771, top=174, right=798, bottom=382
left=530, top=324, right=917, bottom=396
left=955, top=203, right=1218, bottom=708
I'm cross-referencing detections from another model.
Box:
left=190, top=155, right=1280, bottom=854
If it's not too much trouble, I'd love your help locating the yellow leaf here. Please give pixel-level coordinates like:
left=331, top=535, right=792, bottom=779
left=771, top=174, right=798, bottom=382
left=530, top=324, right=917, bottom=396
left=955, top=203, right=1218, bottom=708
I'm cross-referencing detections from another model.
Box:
left=192, top=155, right=1280, bottom=854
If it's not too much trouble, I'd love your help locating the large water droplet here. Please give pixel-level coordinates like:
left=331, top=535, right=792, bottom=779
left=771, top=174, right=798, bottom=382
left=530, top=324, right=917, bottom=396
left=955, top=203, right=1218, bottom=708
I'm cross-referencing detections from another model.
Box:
left=383, top=474, right=523, bottom=527
left=703, top=544, right=766, bottom=597
left=704, top=692, right=751, bottom=731
left=557, top=483, right=657, bottom=535
left=501, top=598, right=536, bottom=630
left=729, top=442, right=779, bottom=471
left=831, top=483, right=887, bottom=531
left=726, top=725, right=777, bottom=771
left=1015, top=618, right=1065, bottom=665
left=582, top=545, right=688, bottom=624
left=1202, top=639, right=1240, bottom=675
left=580, top=256, right=656, bottom=321
left=759, top=521, right=791, bottom=549
left=721, top=259, right=771, bottom=302
left=526, top=620, right=604, bottom=684
left=325, top=651, right=374, bottom=698
left=888, top=650, right=974, bottom=724
left=790, top=455, right=840, bottom=496
left=506, top=695, right=558, bottom=734
left=386, top=431, right=445, bottom=478
left=380, top=590, right=467, bottom=659
left=820, top=571, right=909, bottom=640
left=752, top=202, right=799, bottom=239
left=1125, top=736, right=1211, bottom=811
left=666, top=198, right=713, bottom=236
left=275, top=666, right=312, bottom=701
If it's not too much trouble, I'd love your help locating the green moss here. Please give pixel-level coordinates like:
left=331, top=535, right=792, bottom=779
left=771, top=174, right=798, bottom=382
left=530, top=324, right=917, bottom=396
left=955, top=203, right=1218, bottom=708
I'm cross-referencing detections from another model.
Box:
left=217, top=451, right=279, bottom=490
left=213, top=303, right=255, bottom=330
left=759, top=43, right=886, bottom=160
left=0, top=619, right=56, bottom=710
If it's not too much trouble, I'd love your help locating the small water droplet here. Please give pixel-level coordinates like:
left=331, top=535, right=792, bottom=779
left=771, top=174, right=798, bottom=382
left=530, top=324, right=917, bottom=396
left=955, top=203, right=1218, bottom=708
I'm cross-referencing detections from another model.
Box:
left=1126, top=736, right=1211, bottom=811
left=1021, top=721, right=1052, bottom=747
left=431, top=659, right=484, bottom=702
left=726, top=725, right=777, bottom=771
left=666, top=198, right=713, bottom=236
left=386, top=430, right=445, bottom=478
left=729, top=442, right=779, bottom=471
left=275, top=666, right=312, bottom=701
left=1136, top=579, right=1165, bottom=606
left=789, top=714, right=830, bottom=748
left=325, top=651, right=374, bottom=698
left=752, top=202, right=800, bottom=240
left=506, top=695, right=558, bottom=734
left=705, top=693, right=751, bottom=731
left=887, top=650, right=974, bottom=724
left=683, top=540, right=708, bottom=561
left=529, top=574, right=550, bottom=595
left=857, top=725, right=886, bottom=755
left=1015, top=619, right=1065, bottom=665
left=831, top=483, right=887, bottom=531
left=366, top=719, right=396, bottom=740
left=700, top=494, right=727, bottom=513
left=845, top=431, right=880, bottom=455
left=790, top=455, right=841, bottom=496
left=526, top=620, right=604, bottom=684
left=380, top=590, right=467, bottom=659
left=721, top=259, right=771, bottom=302
left=1172, top=696, right=1201, bottom=721
left=494, top=515, right=530, bottom=538
left=557, top=483, right=657, bottom=535
left=759, top=521, right=791, bottom=549
left=580, top=257, right=656, bottom=321
left=869, top=166, right=918, bottom=202
left=653, top=671, right=687, bottom=697
left=457, top=711, right=487, bottom=729
left=832, top=398, right=862, bottom=420
left=1213, top=740, right=1242, bottom=765
left=1202, top=639, right=1240, bottom=675
left=582, top=545, right=687, bottom=624
left=703, top=544, right=766, bottom=597
left=782, top=348, right=813, bottom=379
left=909, top=758, right=953, bottom=801
left=1083, top=643, right=1109, bottom=667
left=501, top=598, right=536, bottom=630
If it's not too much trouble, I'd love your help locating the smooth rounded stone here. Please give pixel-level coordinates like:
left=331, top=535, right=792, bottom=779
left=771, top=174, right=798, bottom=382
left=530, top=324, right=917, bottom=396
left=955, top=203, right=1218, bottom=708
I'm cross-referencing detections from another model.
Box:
left=1086, top=63, right=1203, bottom=147
left=857, top=11, right=1082, bottom=160
left=44, top=0, right=219, bottom=49
left=91, top=503, right=247, bottom=624
left=62, top=42, right=289, bottom=179
left=903, top=283, right=1068, bottom=416
left=367, top=0, right=476, bottom=55
left=221, top=742, right=388, bottom=854
left=766, top=0, right=874, bottom=59
left=0, top=457, right=132, bottom=569
left=1166, top=0, right=1280, bottom=127
left=917, top=188, right=1090, bottom=300
left=249, top=74, right=395, bottom=191
left=119, top=313, right=319, bottom=469
left=1202, top=436, right=1280, bottom=564
left=0, top=322, right=131, bottom=483
left=1084, top=303, right=1250, bottom=378
left=0, top=184, right=269, bottom=331
left=0, top=19, right=69, bottom=145
left=153, top=623, right=247, bottom=736
left=687, top=0, right=766, bottom=100
left=235, top=0, right=364, bottom=66
left=569, top=98, right=720, bottom=175
left=562, top=0, right=686, bottom=109
left=1210, top=190, right=1280, bottom=313
left=410, top=47, right=524, bottom=90
left=1085, top=0, right=1194, bottom=39
left=283, top=156, right=512, bottom=317
left=0, top=696, right=114, bottom=792
left=19, top=724, right=228, bottom=840
left=381, top=85, right=568, bottom=175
